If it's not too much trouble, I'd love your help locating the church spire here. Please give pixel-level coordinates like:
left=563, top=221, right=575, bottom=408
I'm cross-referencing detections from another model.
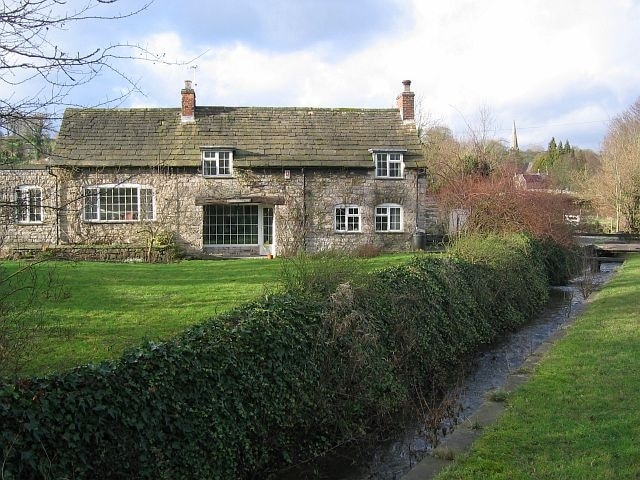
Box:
left=511, top=121, right=519, bottom=152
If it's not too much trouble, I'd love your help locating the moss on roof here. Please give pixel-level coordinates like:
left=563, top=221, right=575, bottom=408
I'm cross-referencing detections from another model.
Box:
left=52, top=106, right=424, bottom=169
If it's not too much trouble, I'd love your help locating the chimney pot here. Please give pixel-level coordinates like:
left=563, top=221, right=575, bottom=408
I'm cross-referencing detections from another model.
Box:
left=402, top=79, right=411, bottom=91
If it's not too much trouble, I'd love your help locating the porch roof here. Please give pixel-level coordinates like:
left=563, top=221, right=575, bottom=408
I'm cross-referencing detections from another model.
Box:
left=194, top=195, right=286, bottom=206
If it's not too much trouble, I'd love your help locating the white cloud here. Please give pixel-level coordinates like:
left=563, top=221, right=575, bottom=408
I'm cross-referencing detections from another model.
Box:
left=126, top=0, right=640, bottom=150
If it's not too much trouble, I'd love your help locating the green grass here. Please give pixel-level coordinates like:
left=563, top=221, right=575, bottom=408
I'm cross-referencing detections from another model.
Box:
left=3, top=253, right=415, bottom=376
left=436, top=255, right=640, bottom=480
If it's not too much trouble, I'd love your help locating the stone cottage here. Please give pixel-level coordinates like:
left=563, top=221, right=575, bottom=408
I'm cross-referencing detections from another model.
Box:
left=1, top=80, right=431, bottom=258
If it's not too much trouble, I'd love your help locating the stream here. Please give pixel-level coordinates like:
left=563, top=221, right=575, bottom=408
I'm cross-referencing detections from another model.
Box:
left=278, top=263, right=619, bottom=480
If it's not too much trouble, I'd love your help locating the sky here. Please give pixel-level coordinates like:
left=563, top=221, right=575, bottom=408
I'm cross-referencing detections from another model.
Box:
left=12, top=0, right=640, bottom=151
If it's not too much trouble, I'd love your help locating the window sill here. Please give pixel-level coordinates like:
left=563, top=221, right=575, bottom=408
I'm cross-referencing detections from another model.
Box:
left=374, top=176, right=404, bottom=180
left=83, top=220, right=155, bottom=224
left=202, top=175, right=234, bottom=179
left=15, top=221, right=44, bottom=226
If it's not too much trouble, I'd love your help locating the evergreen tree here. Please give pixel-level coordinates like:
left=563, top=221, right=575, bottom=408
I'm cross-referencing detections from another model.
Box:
left=546, top=137, right=560, bottom=166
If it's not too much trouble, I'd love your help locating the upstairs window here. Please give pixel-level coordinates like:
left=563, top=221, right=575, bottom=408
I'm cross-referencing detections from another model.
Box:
left=335, top=205, right=361, bottom=232
left=202, top=150, right=233, bottom=177
left=374, top=152, right=404, bottom=178
left=375, top=204, right=403, bottom=232
left=83, top=184, right=154, bottom=222
left=15, top=185, right=43, bottom=223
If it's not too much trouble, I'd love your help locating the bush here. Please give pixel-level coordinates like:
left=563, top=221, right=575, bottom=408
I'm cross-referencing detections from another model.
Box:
left=530, top=237, right=580, bottom=285
left=0, top=235, right=562, bottom=479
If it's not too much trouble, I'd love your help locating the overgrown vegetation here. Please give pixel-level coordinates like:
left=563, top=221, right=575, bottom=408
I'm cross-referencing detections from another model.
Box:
left=438, top=170, right=577, bottom=248
left=0, top=235, right=569, bottom=479
left=436, top=254, right=640, bottom=480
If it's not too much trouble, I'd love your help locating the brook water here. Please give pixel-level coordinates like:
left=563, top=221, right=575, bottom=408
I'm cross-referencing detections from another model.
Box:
left=278, top=263, right=619, bottom=480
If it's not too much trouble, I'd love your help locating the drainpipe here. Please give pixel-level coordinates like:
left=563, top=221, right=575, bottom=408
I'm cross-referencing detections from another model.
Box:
left=415, top=169, right=420, bottom=231
left=301, top=167, right=307, bottom=251
left=47, top=166, right=60, bottom=245
left=415, top=168, right=427, bottom=231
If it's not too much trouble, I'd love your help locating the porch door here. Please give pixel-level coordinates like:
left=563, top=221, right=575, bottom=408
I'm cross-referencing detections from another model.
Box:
left=260, top=206, right=274, bottom=255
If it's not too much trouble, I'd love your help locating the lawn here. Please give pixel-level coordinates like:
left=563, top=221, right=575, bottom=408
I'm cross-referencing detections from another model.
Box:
left=436, top=254, right=640, bottom=480
left=2, top=253, right=415, bottom=376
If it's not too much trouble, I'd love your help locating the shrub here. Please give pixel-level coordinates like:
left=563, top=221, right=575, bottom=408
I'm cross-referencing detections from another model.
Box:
left=437, top=169, right=576, bottom=247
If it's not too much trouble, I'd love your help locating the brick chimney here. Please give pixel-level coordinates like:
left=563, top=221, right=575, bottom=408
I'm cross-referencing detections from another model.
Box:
left=396, top=80, right=415, bottom=122
left=181, top=80, right=196, bottom=123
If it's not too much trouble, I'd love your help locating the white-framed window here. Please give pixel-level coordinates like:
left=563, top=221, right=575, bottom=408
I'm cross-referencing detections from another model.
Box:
left=375, top=204, right=403, bottom=232
left=374, top=152, right=404, bottom=178
left=83, top=184, right=154, bottom=222
left=202, top=150, right=233, bottom=177
left=335, top=205, right=361, bottom=232
left=15, top=185, right=43, bottom=223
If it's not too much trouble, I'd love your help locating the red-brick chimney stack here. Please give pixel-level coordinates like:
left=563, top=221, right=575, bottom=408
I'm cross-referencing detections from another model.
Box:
left=181, top=80, right=196, bottom=123
left=396, top=79, right=415, bottom=122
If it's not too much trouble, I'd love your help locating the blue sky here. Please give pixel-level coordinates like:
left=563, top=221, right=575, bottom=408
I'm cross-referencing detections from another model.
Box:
left=10, top=0, right=640, bottom=151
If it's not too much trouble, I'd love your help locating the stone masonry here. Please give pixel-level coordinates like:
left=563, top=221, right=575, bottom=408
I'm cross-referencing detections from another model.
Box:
left=1, top=81, right=435, bottom=259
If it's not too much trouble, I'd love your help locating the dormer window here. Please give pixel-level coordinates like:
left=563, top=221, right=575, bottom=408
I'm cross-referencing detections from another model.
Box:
left=202, top=149, right=233, bottom=177
left=370, top=149, right=405, bottom=178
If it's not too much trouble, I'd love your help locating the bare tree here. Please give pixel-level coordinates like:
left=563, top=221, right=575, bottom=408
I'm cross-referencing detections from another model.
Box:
left=0, top=0, right=180, bottom=375
left=590, top=98, right=640, bottom=232
left=0, top=0, right=173, bottom=150
left=420, top=107, right=509, bottom=194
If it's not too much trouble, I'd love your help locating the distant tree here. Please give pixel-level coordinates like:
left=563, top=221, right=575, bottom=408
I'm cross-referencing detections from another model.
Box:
left=0, top=116, right=53, bottom=164
left=548, top=137, right=558, bottom=159
left=422, top=107, right=510, bottom=192
left=590, top=98, right=640, bottom=232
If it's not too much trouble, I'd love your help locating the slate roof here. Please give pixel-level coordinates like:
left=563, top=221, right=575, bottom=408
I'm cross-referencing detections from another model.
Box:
left=52, top=106, right=424, bottom=169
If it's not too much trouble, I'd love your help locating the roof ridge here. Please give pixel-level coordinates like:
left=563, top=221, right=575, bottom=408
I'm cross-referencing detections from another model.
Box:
left=64, top=106, right=400, bottom=113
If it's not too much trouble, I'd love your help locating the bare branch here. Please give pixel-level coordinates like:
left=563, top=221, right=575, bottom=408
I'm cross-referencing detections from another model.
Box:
left=0, top=0, right=186, bottom=141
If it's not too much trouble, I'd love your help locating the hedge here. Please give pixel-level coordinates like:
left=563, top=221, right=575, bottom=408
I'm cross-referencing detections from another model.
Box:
left=0, top=234, right=562, bottom=479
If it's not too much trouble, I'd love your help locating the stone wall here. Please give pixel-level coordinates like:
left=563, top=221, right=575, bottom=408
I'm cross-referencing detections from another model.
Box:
left=0, top=167, right=58, bottom=249
left=1, top=165, right=438, bottom=258
left=302, top=168, right=419, bottom=252
left=9, top=245, right=174, bottom=263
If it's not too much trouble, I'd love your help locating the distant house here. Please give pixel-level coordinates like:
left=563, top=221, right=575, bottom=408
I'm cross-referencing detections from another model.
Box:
left=1, top=80, right=434, bottom=258
left=515, top=172, right=550, bottom=191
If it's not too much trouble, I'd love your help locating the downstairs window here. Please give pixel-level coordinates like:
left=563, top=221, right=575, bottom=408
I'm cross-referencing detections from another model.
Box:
left=335, top=205, right=361, bottom=232
left=83, top=185, right=154, bottom=222
left=375, top=204, right=403, bottom=232
left=15, top=185, right=43, bottom=223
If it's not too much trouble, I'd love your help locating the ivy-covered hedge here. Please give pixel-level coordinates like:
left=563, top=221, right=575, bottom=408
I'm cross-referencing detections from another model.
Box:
left=1, top=234, right=560, bottom=479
